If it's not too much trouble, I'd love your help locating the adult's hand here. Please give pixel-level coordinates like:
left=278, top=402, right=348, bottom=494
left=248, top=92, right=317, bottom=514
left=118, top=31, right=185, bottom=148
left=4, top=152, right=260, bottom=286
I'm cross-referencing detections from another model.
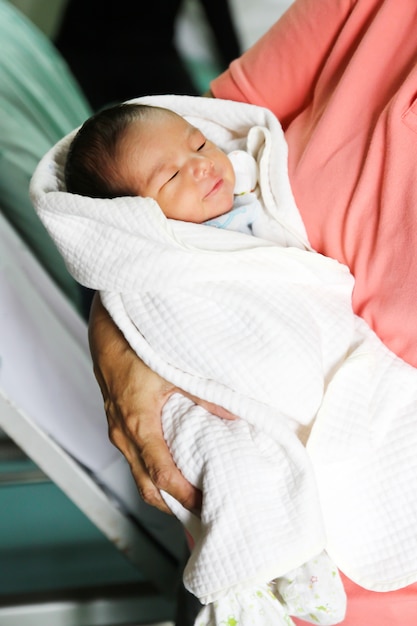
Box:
left=88, top=292, right=203, bottom=514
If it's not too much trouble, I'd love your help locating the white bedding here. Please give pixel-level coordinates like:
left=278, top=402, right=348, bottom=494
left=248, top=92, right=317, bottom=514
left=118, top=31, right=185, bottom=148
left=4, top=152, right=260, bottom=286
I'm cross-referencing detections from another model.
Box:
left=31, top=95, right=417, bottom=609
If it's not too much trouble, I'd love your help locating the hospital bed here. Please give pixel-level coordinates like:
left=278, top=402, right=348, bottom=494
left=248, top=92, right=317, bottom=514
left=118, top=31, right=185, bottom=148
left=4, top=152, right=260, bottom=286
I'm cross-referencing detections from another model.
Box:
left=0, top=1, right=185, bottom=623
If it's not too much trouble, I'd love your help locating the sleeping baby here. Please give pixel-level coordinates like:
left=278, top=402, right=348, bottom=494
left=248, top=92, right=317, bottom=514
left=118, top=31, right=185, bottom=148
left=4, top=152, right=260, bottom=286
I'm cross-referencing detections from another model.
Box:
left=62, top=101, right=347, bottom=626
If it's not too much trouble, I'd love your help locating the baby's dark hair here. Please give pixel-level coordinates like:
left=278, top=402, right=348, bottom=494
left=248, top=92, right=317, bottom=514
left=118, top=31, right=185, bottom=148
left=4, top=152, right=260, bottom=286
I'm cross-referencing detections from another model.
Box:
left=65, top=103, right=155, bottom=198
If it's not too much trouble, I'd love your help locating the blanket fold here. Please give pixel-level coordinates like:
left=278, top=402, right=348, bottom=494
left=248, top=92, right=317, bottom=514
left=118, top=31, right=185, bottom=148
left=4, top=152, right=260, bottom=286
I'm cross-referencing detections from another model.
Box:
left=31, top=95, right=417, bottom=604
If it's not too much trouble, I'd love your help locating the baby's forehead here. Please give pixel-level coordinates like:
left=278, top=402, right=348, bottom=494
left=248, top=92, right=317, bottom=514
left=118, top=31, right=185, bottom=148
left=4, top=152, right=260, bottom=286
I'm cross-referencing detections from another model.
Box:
left=152, top=106, right=188, bottom=125
left=135, top=106, right=197, bottom=137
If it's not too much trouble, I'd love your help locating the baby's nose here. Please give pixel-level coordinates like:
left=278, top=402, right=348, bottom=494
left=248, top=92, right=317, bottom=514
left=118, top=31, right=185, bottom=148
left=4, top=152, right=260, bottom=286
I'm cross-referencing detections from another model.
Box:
left=193, top=156, right=213, bottom=178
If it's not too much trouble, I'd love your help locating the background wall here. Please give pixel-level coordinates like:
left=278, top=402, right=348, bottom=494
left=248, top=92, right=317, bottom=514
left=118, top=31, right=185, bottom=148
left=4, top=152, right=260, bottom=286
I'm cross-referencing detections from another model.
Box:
left=177, top=0, right=292, bottom=59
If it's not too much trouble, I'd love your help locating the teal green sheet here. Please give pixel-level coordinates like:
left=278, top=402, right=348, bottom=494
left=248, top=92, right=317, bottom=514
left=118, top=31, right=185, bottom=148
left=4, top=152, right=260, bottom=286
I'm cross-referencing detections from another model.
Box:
left=0, top=0, right=92, bottom=310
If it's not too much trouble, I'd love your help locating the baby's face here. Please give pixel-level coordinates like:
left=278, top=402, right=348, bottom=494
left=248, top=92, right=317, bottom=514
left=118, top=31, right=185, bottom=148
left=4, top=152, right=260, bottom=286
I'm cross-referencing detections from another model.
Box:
left=119, top=109, right=235, bottom=222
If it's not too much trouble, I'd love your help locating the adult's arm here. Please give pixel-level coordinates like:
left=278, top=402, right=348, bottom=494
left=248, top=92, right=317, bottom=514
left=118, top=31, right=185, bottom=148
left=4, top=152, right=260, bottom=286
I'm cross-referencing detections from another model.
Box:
left=88, top=292, right=201, bottom=513
left=211, top=0, right=356, bottom=127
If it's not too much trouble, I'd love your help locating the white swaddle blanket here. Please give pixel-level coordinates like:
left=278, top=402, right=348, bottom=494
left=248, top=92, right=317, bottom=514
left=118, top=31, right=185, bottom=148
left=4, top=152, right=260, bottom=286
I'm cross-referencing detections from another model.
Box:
left=31, top=96, right=417, bottom=613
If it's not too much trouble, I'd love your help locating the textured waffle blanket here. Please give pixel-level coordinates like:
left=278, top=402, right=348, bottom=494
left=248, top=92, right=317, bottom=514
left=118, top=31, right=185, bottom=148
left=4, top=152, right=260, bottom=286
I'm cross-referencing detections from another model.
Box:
left=31, top=96, right=417, bottom=614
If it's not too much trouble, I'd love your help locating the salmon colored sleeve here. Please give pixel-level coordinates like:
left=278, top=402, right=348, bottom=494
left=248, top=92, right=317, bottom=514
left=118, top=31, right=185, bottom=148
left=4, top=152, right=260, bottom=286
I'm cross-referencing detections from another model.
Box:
left=211, top=0, right=356, bottom=127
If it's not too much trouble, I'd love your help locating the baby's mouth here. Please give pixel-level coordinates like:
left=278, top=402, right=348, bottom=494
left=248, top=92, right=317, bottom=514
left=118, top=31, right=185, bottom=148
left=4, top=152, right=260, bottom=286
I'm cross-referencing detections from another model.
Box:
left=204, top=178, right=224, bottom=199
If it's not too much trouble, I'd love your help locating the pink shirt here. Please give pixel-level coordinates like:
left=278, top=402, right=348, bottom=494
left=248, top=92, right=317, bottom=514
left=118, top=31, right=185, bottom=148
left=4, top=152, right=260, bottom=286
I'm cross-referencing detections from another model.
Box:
left=212, top=0, right=417, bottom=369
left=211, top=1, right=417, bottom=622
